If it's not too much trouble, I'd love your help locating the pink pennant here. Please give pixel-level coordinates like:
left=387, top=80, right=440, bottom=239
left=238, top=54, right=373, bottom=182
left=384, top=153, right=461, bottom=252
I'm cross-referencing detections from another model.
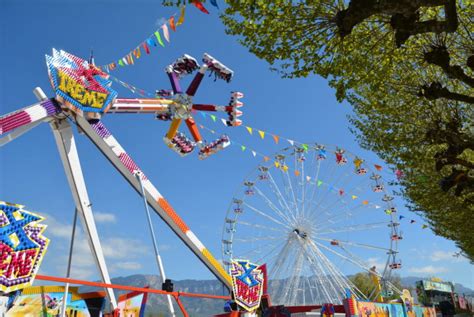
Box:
left=162, top=24, right=170, bottom=42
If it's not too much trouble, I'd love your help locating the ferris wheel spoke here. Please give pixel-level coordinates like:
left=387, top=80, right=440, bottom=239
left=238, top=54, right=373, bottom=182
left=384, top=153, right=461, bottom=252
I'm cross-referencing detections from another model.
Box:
left=280, top=163, right=300, bottom=217
left=312, top=236, right=391, bottom=251
left=267, top=170, right=298, bottom=221
left=234, top=236, right=282, bottom=243
left=307, top=240, right=367, bottom=300
left=254, top=185, right=295, bottom=224
left=315, top=221, right=390, bottom=235
left=243, top=202, right=291, bottom=229
left=237, top=220, right=287, bottom=233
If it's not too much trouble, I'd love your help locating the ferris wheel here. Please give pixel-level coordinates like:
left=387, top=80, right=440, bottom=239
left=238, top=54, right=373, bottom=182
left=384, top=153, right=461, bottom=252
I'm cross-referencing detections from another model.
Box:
left=222, top=144, right=402, bottom=306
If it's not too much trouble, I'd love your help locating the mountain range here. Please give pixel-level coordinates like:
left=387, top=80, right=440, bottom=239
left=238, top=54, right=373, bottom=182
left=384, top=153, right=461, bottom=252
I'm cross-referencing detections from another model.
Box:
left=91, top=275, right=473, bottom=317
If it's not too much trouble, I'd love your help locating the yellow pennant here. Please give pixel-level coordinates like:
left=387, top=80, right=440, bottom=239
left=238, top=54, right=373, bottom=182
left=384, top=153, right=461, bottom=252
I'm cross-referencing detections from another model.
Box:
left=274, top=161, right=280, bottom=168
left=352, top=195, right=358, bottom=200
left=282, top=165, right=289, bottom=172
left=177, top=6, right=186, bottom=26
left=258, top=130, right=265, bottom=139
left=246, top=126, right=253, bottom=135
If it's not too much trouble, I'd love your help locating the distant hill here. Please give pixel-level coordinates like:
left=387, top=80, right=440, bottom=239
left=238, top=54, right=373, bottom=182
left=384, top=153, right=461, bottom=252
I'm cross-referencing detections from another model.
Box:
left=84, top=274, right=473, bottom=316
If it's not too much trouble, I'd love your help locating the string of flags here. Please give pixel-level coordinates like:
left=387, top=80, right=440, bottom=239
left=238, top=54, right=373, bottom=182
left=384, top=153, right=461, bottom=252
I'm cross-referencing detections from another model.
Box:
left=97, top=6, right=188, bottom=72
left=198, top=119, right=427, bottom=230
left=105, top=75, right=426, bottom=230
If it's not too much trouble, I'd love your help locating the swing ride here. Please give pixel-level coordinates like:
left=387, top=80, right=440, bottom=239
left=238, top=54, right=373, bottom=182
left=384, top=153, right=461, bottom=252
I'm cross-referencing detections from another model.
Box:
left=0, top=49, right=242, bottom=310
left=222, top=145, right=403, bottom=307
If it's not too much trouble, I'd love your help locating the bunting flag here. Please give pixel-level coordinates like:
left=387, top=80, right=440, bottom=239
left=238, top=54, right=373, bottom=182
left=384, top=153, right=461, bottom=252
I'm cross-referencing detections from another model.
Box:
left=374, top=164, right=383, bottom=171
left=274, top=161, right=280, bottom=168
left=399, top=215, right=405, bottom=220
left=272, top=135, right=279, bottom=144
left=317, top=180, right=323, bottom=187
left=98, top=7, right=186, bottom=71
left=221, top=118, right=227, bottom=126
left=241, top=145, right=246, bottom=151
left=192, top=1, right=210, bottom=14
left=306, top=176, right=311, bottom=182
left=177, top=6, right=186, bottom=26
left=294, top=170, right=300, bottom=176
left=154, top=31, right=165, bottom=47
left=210, top=0, right=219, bottom=8
left=258, top=130, right=265, bottom=139
left=385, top=209, right=392, bottom=215
left=351, top=195, right=358, bottom=200
left=339, top=189, right=344, bottom=196
left=210, top=115, right=217, bottom=122
left=162, top=24, right=170, bottom=42
left=288, top=139, right=294, bottom=146
left=410, top=220, right=416, bottom=224
left=251, top=150, right=256, bottom=157
left=263, top=156, right=270, bottom=162
left=169, top=16, right=177, bottom=31
left=422, top=224, right=428, bottom=229
left=246, top=126, right=253, bottom=135
left=302, top=144, right=309, bottom=151
left=362, top=200, right=369, bottom=205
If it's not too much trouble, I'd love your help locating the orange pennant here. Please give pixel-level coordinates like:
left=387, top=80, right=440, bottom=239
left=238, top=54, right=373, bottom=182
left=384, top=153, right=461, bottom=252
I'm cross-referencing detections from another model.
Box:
left=169, top=16, right=176, bottom=31
left=374, top=164, right=383, bottom=171
left=272, top=135, right=280, bottom=144
left=263, top=156, right=270, bottom=162
left=294, top=170, right=300, bottom=176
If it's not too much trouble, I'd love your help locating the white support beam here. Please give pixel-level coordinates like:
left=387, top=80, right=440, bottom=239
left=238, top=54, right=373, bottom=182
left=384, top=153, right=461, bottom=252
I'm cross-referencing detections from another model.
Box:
left=49, top=118, right=117, bottom=308
left=73, top=115, right=232, bottom=289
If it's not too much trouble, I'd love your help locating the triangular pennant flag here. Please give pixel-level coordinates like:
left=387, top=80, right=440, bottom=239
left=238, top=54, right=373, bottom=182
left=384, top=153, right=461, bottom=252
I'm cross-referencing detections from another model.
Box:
left=146, top=38, right=157, bottom=47
left=122, top=57, right=128, bottom=65
left=282, top=165, right=289, bottom=172
left=385, top=209, right=392, bottom=215
left=374, top=205, right=381, bottom=209
left=288, top=139, right=294, bottom=146
left=118, top=59, right=124, bottom=67
left=263, top=156, right=270, bottom=162
left=317, top=180, right=323, bottom=187
left=374, top=164, right=383, bottom=171
left=210, top=115, right=216, bottom=122
left=258, top=130, right=265, bottom=139
left=294, top=170, right=300, bottom=176
left=272, top=135, right=279, bottom=144
left=274, top=161, right=280, bottom=168
left=162, top=24, right=170, bottom=42
left=306, top=176, right=311, bottom=182
left=251, top=151, right=256, bottom=157
left=399, top=215, right=405, bottom=220
left=241, top=145, right=246, bottom=151
left=169, top=16, right=176, bottom=31
left=210, top=0, right=219, bottom=8
left=351, top=195, right=358, bottom=200
left=410, top=220, right=416, bottom=224
left=192, top=1, right=210, bottom=14
left=362, top=200, right=369, bottom=205
left=220, top=118, right=227, bottom=126
left=177, top=6, right=186, bottom=26
left=155, top=31, right=165, bottom=47
left=302, top=144, right=309, bottom=151
left=199, top=124, right=204, bottom=129
left=339, top=189, right=344, bottom=196
left=142, top=42, right=150, bottom=54
left=246, top=126, right=253, bottom=135
left=422, top=224, right=428, bottom=229
left=136, top=47, right=141, bottom=58
left=200, top=111, right=206, bottom=118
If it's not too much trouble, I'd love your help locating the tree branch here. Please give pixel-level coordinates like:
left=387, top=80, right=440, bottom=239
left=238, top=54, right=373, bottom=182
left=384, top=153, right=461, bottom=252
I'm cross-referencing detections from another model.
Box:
left=419, top=82, right=474, bottom=104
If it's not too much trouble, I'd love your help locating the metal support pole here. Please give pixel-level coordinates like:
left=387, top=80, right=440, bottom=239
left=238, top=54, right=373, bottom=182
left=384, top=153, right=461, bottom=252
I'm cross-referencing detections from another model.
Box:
left=49, top=118, right=117, bottom=308
left=60, top=208, right=78, bottom=317
left=135, top=172, right=176, bottom=317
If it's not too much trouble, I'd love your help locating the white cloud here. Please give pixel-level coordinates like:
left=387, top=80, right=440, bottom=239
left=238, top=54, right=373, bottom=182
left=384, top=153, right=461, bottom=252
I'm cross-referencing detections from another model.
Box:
left=94, top=212, right=117, bottom=223
left=113, top=261, right=142, bottom=270
left=408, top=265, right=449, bottom=274
left=367, top=257, right=386, bottom=272
left=102, top=237, right=149, bottom=260
left=430, top=250, right=465, bottom=263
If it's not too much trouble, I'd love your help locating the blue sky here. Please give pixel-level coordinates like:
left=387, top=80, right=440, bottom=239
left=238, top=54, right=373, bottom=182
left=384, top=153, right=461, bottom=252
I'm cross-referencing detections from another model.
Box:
left=0, top=0, right=472, bottom=290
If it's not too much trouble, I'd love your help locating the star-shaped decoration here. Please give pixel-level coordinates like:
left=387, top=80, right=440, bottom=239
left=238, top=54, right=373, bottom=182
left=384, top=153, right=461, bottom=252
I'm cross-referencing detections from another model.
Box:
left=0, top=203, right=41, bottom=251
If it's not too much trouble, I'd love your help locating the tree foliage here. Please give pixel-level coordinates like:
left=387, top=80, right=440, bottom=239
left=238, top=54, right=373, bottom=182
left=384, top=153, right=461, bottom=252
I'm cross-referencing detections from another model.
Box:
left=174, top=0, right=473, bottom=260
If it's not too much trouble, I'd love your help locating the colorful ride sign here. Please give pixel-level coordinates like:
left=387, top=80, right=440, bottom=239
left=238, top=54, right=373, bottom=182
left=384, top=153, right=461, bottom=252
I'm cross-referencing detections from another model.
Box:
left=230, top=259, right=264, bottom=312
left=0, top=201, right=49, bottom=293
left=46, top=49, right=117, bottom=117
